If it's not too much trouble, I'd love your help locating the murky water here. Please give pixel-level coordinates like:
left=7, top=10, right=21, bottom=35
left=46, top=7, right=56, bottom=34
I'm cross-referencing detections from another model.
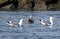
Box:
left=0, top=11, right=60, bottom=39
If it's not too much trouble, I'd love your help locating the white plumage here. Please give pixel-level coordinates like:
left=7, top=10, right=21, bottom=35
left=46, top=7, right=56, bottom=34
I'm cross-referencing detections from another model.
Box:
left=18, top=19, right=24, bottom=27
left=7, top=19, right=24, bottom=27
left=40, top=16, right=55, bottom=28
left=7, top=21, right=14, bottom=26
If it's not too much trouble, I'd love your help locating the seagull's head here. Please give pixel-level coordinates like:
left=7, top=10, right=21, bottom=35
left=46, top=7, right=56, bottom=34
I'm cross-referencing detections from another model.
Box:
left=20, top=18, right=24, bottom=22
left=49, top=16, right=56, bottom=23
left=50, top=16, right=55, bottom=20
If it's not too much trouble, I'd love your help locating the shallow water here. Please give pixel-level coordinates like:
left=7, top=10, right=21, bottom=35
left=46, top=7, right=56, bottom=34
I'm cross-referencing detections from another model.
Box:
left=0, top=11, right=60, bottom=39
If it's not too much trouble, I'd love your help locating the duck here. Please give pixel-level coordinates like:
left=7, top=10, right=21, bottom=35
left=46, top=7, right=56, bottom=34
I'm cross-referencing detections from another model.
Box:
left=28, top=15, right=34, bottom=24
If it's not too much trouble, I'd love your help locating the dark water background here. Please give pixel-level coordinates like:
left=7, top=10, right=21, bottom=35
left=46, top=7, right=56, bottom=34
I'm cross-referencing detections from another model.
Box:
left=0, top=11, right=60, bottom=39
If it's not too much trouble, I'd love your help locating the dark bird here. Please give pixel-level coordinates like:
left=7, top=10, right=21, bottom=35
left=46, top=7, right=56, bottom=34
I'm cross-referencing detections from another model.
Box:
left=28, top=15, right=34, bottom=24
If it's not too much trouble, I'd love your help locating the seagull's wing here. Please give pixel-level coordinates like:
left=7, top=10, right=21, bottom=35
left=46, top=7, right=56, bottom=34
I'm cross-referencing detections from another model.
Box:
left=43, top=20, right=51, bottom=25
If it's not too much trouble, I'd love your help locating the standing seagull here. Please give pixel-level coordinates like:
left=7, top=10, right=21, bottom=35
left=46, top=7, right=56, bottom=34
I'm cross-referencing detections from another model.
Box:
left=40, top=16, right=55, bottom=28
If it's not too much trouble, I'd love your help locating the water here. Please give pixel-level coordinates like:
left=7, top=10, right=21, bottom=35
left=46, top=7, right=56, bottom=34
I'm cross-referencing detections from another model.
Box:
left=0, top=11, right=60, bottom=39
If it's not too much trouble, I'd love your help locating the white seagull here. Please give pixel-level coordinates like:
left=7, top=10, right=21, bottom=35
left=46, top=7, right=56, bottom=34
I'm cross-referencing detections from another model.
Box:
left=7, top=19, right=24, bottom=27
left=40, top=16, right=55, bottom=28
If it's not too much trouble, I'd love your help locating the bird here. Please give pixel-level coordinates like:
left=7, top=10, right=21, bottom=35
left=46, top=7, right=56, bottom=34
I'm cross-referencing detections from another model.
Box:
left=6, top=19, right=24, bottom=27
left=28, top=15, right=34, bottom=24
left=6, top=20, right=15, bottom=26
left=18, top=19, right=24, bottom=27
left=40, top=16, right=55, bottom=28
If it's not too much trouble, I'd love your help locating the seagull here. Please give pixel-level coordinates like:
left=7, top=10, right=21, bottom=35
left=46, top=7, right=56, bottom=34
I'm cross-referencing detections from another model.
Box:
left=28, top=15, right=34, bottom=24
left=40, top=16, right=55, bottom=28
left=7, top=19, right=24, bottom=27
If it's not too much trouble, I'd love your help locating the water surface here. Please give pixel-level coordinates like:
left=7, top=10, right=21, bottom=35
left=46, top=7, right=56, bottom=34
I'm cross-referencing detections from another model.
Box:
left=0, top=11, right=60, bottom=39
